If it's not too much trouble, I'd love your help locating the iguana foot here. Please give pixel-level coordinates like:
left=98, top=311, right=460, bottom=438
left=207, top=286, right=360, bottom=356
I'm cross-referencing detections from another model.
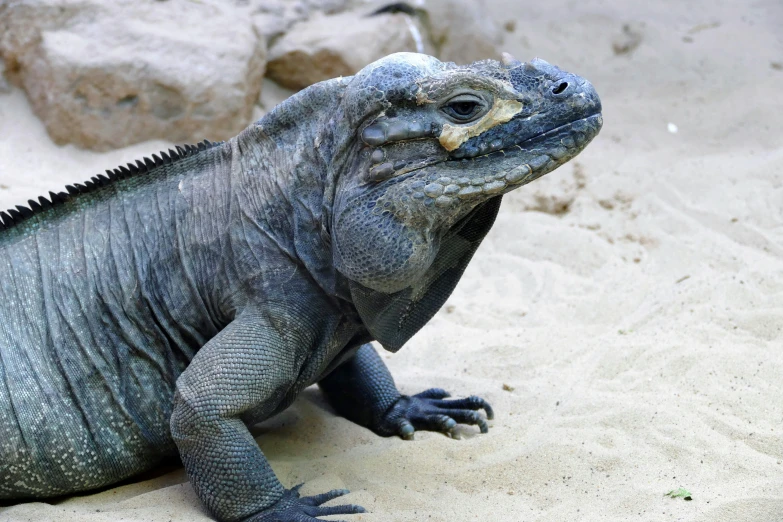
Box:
left=381, top=388, right=494, bottom=440
left=246, top=485, right=366, bottom=522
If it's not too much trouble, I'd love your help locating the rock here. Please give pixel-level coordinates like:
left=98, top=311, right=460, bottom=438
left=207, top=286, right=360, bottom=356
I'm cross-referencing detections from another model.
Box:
left=418, top=0, right=502, bottom=65
left=0, top=1, right=267, bottom=151
left=266, top=7, right=432, bottom=90
left=266, top=0, right=503, bottom=90
left=249, top=0, right=352, bottom=43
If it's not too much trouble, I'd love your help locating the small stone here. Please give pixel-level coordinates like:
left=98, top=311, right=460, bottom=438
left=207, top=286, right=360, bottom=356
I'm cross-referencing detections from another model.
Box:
left=423, top=183, right=444, bottom=197
left=437, top=177, right=452, bottom=185
left=456, top=177, right=471, bottom=186
left=443, top=184, right=460, bottom=195
left=502, top=383, right=515, bottom=392
left=412, top=191, right=425, bottom=200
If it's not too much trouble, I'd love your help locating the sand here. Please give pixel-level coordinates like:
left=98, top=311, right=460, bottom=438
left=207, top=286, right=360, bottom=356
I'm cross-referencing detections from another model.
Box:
left=1, top=0, right=782, bottom=520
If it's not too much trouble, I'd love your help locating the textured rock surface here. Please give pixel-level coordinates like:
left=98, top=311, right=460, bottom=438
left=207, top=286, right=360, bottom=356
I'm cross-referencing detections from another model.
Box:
left=250, top=0, right=352, bottom=41
left=0, top=1, right=266, bottom=151
left=266, top=8, right=432, bottom=90
left=420, top=0, right=503, bottom=65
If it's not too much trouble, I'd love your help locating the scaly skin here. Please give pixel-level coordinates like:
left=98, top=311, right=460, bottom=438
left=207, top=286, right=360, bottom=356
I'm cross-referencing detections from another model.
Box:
left=0, top=52, right=601, bottom=521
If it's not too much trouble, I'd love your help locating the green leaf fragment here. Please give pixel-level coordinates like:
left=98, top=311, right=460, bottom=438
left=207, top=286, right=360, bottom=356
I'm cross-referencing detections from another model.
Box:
left=665, top=487, right=692, bottom=501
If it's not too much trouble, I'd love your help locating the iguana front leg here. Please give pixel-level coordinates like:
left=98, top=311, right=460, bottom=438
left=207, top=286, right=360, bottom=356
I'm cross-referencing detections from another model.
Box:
left=319, top=344, right=493, bottom=439
left=170, top=306, right=365, bottom=522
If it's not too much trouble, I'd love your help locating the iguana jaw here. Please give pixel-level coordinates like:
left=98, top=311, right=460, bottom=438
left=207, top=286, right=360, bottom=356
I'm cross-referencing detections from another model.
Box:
left=435, top=111, right=603, bottom=198
left=363, top=110, right=602, bottom=210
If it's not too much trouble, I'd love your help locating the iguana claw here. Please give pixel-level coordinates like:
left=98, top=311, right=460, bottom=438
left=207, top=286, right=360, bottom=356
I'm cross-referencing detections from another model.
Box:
left=382, top=388, right=494, bottom=439
left=247, top=485, right=366, bottom=521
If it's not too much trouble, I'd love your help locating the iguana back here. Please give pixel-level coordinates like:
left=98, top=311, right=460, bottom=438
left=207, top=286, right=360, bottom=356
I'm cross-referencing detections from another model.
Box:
left=0, top=142, right=232, bottom=496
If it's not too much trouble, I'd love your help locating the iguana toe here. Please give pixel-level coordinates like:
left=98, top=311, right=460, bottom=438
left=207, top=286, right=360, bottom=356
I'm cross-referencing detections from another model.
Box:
left=247, top=485, right=366, bottom=521
left=382, top=389, right=494, bottom=439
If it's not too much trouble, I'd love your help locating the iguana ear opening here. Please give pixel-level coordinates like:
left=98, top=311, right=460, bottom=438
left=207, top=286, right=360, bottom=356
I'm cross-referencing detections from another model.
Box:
left=349, top=196, right=502, bottom=352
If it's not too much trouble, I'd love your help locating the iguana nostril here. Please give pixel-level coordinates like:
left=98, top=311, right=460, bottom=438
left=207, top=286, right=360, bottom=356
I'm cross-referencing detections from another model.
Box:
left=552, top=82, right=568, bottom=95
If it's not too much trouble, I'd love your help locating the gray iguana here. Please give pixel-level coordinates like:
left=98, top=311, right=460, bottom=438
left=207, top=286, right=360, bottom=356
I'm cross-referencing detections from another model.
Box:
left=0, top=52, right=601, bottom=521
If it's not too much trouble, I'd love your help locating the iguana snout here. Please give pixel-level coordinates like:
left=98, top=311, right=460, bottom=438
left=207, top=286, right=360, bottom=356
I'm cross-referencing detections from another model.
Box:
left=332, top=52, right=602, bottom=295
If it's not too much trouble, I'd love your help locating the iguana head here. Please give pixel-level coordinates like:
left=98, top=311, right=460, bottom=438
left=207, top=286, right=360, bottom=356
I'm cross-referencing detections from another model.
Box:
left=328, top=52, right=602, bottom=350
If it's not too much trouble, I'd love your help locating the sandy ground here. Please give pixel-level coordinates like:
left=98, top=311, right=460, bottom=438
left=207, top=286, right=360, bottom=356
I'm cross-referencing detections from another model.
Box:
left=1, top=0, right=782, bottom=520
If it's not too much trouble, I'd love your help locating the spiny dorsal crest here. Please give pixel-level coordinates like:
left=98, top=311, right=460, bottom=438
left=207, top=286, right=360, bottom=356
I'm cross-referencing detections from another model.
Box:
left=0, top=139, right=222, bottom=232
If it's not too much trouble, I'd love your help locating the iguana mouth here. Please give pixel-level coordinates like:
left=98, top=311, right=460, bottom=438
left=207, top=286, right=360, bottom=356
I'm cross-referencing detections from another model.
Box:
left=383, top=112, right=602, bottom=183
left=431, top=112, right=603, bottom=198
left=449, top=111, right=603, bottom=163
left=518, top=112, right=602, bottom=148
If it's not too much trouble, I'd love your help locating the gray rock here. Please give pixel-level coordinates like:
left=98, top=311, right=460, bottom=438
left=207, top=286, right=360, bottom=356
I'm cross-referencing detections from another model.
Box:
left=419, top=0, right=503, bottom=65
left=0, top=1, right=267, bottom=151
left=266, top=7, right=432, bottom=90
left=249, top=0, right=352, bottom=42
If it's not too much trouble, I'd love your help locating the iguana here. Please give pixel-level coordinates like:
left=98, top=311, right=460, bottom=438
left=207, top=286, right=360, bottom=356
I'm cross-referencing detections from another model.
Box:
left=0, top=52, right=601, bottom=521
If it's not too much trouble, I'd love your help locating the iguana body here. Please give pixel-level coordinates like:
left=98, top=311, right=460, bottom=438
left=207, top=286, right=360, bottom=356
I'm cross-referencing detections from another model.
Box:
left=0, top=53, right=601, bottom=520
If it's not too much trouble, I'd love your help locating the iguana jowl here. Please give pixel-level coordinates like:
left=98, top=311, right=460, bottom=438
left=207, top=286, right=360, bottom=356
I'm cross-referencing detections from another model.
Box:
left=0, top=52, right=601, bottom=520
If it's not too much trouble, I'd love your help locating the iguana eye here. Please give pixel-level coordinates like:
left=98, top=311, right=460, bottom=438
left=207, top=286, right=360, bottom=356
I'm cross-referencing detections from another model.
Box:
left=441, top=95, right=486, bottom=122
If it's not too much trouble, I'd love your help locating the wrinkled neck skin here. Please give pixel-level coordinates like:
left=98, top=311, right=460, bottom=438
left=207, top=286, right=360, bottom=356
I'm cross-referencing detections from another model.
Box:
left=228, top=78, right=354, bottom=304
left=226, top=52, right=601, bottom=353
left=211, top=51, right=603, bottom=355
